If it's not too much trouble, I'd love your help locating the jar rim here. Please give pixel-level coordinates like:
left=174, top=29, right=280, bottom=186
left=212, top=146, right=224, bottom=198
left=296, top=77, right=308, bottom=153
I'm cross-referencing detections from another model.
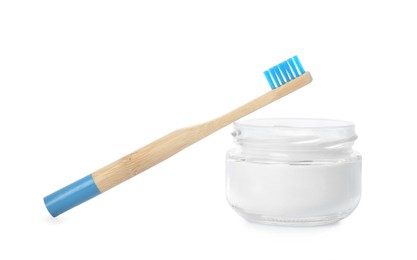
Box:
left=235, top=118, right=354, bottom=130
left=232, top=118, right=357, bottom=150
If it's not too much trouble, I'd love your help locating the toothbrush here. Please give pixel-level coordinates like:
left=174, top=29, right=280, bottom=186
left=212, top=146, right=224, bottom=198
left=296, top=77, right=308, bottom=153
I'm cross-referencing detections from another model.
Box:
left=44, top=55, right=313, bottom=217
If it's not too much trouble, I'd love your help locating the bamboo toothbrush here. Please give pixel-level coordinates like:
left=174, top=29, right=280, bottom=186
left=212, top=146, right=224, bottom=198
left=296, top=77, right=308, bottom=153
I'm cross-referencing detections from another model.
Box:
left=44, top=55, right=313, bottom=217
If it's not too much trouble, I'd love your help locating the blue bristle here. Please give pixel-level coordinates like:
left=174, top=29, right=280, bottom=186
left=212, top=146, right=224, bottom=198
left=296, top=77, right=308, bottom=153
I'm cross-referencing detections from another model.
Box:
left=288, top=58, right=299, bottom=77
left=279, top=62, right=291, bottom=82
left=270, top=67, right=281, bottom=88
left=274, top=66, right=285, bottom=86
left=263, top=71, right=275, bottom=89
left=264, top=55, right=305, bottom=89
left=285, top=60, right=296, bottom=80
left=293, top=55, right=305, bottom=74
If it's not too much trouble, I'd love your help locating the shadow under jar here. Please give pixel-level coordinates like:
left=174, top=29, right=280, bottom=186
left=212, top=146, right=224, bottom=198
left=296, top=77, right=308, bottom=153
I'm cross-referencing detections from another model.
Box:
left=226, top=118, right=362, bottom=226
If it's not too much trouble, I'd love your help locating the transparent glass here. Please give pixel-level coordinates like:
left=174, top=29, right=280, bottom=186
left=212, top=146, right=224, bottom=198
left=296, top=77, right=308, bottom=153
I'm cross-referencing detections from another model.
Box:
left=226, top=118, right=362, bottom=226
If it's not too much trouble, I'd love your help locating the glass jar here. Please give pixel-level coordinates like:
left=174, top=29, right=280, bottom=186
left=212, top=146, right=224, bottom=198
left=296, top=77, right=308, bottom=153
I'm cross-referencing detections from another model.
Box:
left=226, top=118, right=362, bottom=226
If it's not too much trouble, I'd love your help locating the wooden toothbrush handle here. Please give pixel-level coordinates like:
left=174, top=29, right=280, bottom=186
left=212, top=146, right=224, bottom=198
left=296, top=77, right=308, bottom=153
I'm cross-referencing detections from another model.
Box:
left=92, top=71, right=312, bottom=192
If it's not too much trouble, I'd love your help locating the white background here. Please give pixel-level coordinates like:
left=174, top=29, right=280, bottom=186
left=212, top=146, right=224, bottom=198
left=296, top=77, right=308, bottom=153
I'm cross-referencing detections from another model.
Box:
left=1, top=1, right=416, bottom=259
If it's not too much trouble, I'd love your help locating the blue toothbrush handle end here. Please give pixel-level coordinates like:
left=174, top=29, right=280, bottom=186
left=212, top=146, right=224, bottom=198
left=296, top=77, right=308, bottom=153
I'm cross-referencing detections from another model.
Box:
left=43, top=174, right=101, bottom=217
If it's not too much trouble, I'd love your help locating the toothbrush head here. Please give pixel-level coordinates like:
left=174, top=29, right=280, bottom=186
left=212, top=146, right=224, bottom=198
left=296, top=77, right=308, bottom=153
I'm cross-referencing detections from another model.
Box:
left=263, top=55, right=306, bottom=90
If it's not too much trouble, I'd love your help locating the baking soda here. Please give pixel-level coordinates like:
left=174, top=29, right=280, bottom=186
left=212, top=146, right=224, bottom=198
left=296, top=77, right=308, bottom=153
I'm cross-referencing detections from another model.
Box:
left=226, top=160, right=361, bottom=219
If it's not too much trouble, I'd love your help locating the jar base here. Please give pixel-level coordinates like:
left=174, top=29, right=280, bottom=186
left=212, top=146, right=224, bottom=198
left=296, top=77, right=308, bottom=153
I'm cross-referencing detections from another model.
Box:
left=231, top=205, right=357, bottom=227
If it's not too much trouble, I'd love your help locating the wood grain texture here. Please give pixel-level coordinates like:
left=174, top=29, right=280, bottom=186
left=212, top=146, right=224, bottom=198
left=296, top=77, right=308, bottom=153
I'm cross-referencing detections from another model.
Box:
left=92, top=72, right=313, bottom=192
